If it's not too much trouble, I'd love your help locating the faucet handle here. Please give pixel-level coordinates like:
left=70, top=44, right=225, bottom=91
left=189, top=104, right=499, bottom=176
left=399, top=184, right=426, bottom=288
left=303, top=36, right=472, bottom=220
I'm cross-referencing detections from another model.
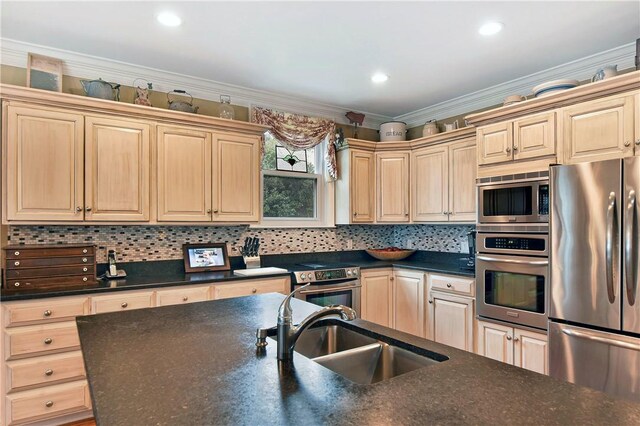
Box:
left=278, top=283, right=311, bottom=324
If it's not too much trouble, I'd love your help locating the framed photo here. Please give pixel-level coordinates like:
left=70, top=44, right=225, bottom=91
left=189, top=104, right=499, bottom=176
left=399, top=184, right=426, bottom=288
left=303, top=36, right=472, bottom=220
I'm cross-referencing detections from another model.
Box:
left=27, top=53, right=63, bottom=92
left=182, top=243, right=230, bottom=273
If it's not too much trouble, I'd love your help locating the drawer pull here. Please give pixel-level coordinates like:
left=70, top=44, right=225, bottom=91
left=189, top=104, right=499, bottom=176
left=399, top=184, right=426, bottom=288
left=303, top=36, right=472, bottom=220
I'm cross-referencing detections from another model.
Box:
left=43, top=309, right=52, bottom=317
left=83, top=249, right=88, bottom=254
left=45, top=369, right=54, bottom=376
left=83, top=267, right=88, bottom=272
left=45, top=400, right=54, bottom=408
left=14, top=282, right=20, bottom=287
left=182, top=296, right=189, bottom=301
left=446, top=283, right=452, bottom=288
left=14, top=261, right=20, bottom=266
left=14, top=251, right=20, bottom=256
left=252, top=288, right=257, bottom=294
left=121, top=302, right=128, bottom=308
left=82, top=277, right=88, bottom=282
left=44, top=338, right=53, bottom=345
left=82, top=258, right=88, bottom=263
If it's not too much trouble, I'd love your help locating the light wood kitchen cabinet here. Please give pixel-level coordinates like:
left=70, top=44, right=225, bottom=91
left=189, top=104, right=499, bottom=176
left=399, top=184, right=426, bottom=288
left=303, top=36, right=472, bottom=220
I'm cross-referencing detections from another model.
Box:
left=513, top=112, right=556, bottom=161
left=90, top=290, right=155, bottom=314
left=155, top=285, right=212, bottom=306
left=4, top=322, right=81, bottom=361
left=376, top=152, right=410, bottom=222
left=562, top=93, right=636, bottom=163
left=5, top=105, right=84, bottom=221
left=335, top=148, right=375, bottom=224
left=212, top=132, right=261, bottom=222
left=6, top=351, right=86, bottom=393
left=213, top=277, right=289, bottom=300
left=477, top=121, right=513, bottom=166
left=84, top=115, right=151, bottom=221
left=448, top=139, right=477, bottom=221
left=427, top=292, right=474, bottom=352
left=360, top=269, right=393, bottom=327
left=477, top=320, right=548, bottom=375
left=157, top=125, right=213, bottom=222
left=391, top=269, right=425, bottom=337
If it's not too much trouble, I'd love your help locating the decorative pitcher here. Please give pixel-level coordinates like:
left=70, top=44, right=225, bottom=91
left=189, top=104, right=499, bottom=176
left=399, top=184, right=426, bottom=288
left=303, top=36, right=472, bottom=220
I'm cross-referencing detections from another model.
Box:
left=80, top=78, right=120, bottom=101
left=592, top=65, right=618, bottom=82
left=167, top=90, right=199, bottom=113
left=422, top=120, right=439, bottom=137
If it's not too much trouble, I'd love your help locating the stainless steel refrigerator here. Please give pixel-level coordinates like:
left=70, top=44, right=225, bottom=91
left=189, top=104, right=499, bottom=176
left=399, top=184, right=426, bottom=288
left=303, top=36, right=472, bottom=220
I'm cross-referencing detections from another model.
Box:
left=549, top=157, right=639, bottom=402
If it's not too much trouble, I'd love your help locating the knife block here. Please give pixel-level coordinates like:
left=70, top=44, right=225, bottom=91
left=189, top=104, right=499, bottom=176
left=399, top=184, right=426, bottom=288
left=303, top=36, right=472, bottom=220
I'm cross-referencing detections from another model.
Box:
left=243, top=255, right=261, bottom=269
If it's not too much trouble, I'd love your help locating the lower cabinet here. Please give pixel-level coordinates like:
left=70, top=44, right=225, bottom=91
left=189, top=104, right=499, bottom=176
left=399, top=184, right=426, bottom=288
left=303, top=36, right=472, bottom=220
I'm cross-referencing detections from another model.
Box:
left=477, top=320, right=548, bottom=375
left=212, top=277, right=288, bottom=300
left=360, top=269, right=393, bottom=327
left=427, top=292, right=474, bottom=352
left=391, top=269, right=425, bottom=338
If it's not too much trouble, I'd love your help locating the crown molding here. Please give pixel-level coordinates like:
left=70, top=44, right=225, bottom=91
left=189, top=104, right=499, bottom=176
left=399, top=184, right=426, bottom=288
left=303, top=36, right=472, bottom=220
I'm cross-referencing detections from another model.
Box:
left=394, top=42, right=637, bottom=128
left=0, top=38, right=392, bottom=128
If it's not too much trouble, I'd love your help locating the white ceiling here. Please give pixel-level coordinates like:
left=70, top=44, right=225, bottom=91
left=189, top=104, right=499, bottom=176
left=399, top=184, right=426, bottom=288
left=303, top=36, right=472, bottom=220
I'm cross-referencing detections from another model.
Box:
left=1, top=1, right=639, bottom=118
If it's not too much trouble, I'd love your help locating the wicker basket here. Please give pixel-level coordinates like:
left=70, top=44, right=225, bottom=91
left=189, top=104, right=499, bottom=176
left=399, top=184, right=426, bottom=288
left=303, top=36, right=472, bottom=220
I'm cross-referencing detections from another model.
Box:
left=365, top=249, right=416, bottom=261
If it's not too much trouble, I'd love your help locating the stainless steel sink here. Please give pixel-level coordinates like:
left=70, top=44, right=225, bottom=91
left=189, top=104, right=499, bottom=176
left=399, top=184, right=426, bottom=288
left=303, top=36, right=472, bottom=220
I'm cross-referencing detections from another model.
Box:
left=313, top=342, right=440, bottom=384
left=268, top=323, right=445, bottom=384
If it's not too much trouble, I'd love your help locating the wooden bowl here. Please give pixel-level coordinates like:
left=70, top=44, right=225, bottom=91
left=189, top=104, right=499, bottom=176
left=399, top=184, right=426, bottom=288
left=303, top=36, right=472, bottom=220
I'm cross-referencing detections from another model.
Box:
left=365, top=248, right=416, bottom=261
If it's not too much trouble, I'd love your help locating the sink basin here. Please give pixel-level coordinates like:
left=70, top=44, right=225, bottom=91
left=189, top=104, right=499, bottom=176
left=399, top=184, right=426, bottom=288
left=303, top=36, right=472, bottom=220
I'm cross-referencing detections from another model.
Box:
left=313, top=342, right=440, bottom=384
left=268, top=322, right=446, bottom=384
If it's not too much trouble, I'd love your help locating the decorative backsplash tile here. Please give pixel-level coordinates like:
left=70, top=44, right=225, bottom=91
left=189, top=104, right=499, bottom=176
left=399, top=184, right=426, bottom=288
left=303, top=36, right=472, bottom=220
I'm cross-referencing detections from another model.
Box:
left=6, top=224, right=472, bottom=263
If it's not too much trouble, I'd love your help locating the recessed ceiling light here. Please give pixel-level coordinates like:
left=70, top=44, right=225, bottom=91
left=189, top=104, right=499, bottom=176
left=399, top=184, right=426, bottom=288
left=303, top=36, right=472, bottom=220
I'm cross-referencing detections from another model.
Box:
left=157, top=12, right=182, bottom=27
left=371, top=73, right=389, bottom=83
left=478, top=22, right=503, bottom=36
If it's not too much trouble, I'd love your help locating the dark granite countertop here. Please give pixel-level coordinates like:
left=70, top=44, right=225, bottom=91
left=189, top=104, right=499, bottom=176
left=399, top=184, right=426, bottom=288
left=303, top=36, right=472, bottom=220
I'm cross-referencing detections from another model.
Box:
left=1, top=250, right=473, bottom=301
left=77, top=293, right=640, bottom=425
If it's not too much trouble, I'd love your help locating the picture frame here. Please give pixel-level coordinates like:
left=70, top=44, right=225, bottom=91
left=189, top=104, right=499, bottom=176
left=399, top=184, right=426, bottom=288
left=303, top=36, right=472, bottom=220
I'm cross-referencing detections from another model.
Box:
left=27, top=53, right=63, bottom=92
left=182, top=243, right=230, bottom=273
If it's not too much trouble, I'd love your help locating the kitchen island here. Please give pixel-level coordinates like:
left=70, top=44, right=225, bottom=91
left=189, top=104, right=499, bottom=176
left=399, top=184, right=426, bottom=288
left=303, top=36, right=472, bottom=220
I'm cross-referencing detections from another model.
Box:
left=76, top=293, right=640, bottom=425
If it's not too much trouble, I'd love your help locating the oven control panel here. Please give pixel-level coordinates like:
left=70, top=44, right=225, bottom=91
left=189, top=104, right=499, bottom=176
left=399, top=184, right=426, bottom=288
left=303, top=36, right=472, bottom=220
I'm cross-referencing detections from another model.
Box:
left=485, top=237, right=546, bottom=251
left=295, top=268, right=359, bottom=283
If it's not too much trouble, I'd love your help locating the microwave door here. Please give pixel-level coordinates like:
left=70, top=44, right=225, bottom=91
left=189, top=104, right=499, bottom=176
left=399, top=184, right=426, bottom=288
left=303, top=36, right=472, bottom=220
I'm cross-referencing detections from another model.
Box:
left=623, top=156, right=640, bottom=334
left=550, top=160, right=622, bottom=330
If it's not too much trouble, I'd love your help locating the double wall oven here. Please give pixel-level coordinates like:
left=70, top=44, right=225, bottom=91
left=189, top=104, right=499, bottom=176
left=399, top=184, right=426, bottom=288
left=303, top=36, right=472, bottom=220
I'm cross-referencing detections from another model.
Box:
left=291, top=263, right=361, bottom=316
left=476, top=173, right=550, bottom=330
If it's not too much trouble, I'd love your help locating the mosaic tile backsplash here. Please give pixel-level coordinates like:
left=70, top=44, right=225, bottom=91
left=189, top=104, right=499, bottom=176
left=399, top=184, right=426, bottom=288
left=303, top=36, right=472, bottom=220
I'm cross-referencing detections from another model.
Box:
left=7, top=224, right=473, bottom=263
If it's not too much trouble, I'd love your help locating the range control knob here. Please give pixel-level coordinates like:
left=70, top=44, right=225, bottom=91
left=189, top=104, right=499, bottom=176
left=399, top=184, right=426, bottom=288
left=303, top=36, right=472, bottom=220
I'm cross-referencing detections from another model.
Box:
left=352, top=269, right=358, bottom=276
left=299, top=273, right=306, bottom=280
left=346, top=270, right=352, bottom=276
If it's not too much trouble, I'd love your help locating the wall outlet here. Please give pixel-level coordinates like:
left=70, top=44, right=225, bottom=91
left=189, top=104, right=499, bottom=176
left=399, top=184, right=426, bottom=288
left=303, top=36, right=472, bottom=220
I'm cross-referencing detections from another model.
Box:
left=346, top=239, right=353, bottom=250
left=460, top=240, right=470, bottom=254
left=406, top=238, right=413, bottom=249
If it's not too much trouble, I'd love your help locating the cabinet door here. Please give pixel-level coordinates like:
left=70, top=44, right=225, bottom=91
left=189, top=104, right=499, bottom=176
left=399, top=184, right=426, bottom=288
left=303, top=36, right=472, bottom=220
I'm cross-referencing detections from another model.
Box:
left=376, top=152, right=410, bottom=222
left=563, top=93, right=635, bottom=164
left=360, top=270, right=393, bottom=327
left=514, top=329, right=548, bottom=375
left=477, top=320, right=513, bottom=365
left=392, top=270, right=425, bottom=337
left=448, top=139, right=477, bottom=222
left=477, top=122, right=513, bottom=165
left=428, top=293, right=474, bottom=351
left=212, top=133, right=260, bottom=222
left=635, top=92, right=640, bottom=156
left=6, top=105, right=84, bottom=221
left=513, top=112, right=556, bottom=161
left=157, top=126, right=212, bottom=222
left=412, top=146, right=448, bottom=222
left=351, top=150, right=375, bottom=223
left=84, top=115, right=150, bottom=221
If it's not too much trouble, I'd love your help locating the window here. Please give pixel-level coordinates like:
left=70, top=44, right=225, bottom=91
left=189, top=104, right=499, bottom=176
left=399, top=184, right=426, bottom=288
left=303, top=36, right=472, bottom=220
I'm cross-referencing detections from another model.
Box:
left=260, top=132, right=333, bottom=227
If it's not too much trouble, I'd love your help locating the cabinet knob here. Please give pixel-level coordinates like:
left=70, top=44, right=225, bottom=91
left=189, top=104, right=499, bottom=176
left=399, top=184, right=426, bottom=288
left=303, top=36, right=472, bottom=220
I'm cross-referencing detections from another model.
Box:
left=14, top=251, right=20, bottom=256
left=513, top=337, right=520, bottom=342
left=635, top=139, right=640, bottom=146
left=624, top=141, right=631, bottom=147
left=83, top=267, right=88, bottom=272
left=506, top=147, right=511, bottom=153
left=183, top=296, right=189, bottom=301
left=14, top=282, right=20, bottom=287
left=428, top=299, right=433, bottom=304
left=213, top=209, right=219, bottom=214
left=405, top=213, right=409, bottom=217
left=446, top=283, right=452, bottom=288
left=252, top=288, right=257, bottom=294
left=353, top=212, right=357, bottom=217
left=83, top=249, right=88, bottom=254
left=82, top=258, right=88, bottom=263
left=85, top=207, right=92, bottom=212
left=43, top=310, right=52, bottom=317
left=506, top=335, right=512, bottom=341
left=513, top=145, right=518, bottom=151
left=121, top=302, right=128, bottom=308
left=45, top=369, right=54, bottom=376
left=82, top=277, right=88, bottom=282
left=207, top=209, right=212, bottom=214
left=390, top=277, right=394, bottom=281
left=14, top=261, right=20, bottom=266
left=76, top=206, right=82, bottom=212
left=44, top=337, right=53, bottom=345
left=45, top=400, right=54, bottom=408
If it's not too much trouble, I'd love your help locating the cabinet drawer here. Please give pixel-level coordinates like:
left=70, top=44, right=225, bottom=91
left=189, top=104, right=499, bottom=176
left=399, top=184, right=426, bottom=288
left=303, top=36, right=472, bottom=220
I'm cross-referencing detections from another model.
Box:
left=7, top=256, right=96, bottom=269
left=430, top=274, right=475, bottom=296
left=156, top=286, right=211, bottom=307
left=5, top=322, right=80, bottom=360
left=5, top=380, right=91, bottom=425
left=91, top=291, right=154, bottom=314
left=6, top=265, right=95, bottom=279
left=214, top=279, right=287, bottom=300
left=4, top=297, right=89, bottom=327
left=6, top=246, right=94, bottom=259
left=5, top=275, right=96, bottom=292
left=7, top=352, right=86, bottom=393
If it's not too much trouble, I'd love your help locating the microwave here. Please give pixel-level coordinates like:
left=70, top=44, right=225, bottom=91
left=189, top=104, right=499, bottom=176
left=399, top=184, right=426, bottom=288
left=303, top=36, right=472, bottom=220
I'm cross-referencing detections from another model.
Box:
left=478, top=178, right=549, bottom=224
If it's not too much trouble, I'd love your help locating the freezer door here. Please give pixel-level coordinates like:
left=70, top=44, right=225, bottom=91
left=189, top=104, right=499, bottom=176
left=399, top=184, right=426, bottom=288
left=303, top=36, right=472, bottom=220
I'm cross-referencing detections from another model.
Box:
left=624, top=156, right=640, bottom=334
left=549, top=321, right=640, bottom=402
left=550, top=160, right=622, bottom=330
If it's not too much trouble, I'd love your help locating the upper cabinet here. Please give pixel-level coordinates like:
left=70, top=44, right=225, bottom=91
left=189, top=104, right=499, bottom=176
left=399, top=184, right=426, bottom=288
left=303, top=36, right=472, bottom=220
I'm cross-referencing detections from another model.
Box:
left=477, top=122, right=513, bottom=166
left=562, top=93, right=636, bottom=164
left=376, top=152, right=410, bottom=222
left=84, top=115, right=150, bottom=221
left=5, top=105, right=84, bottom=222
left=335, top=148, right=375, bottom=224
left=1, top=86, right=268, bottom=225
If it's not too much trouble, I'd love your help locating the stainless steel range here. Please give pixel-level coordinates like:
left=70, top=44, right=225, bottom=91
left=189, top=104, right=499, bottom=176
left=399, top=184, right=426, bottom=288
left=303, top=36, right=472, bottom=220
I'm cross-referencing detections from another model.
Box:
left=291, top=263, right=361, bottom=316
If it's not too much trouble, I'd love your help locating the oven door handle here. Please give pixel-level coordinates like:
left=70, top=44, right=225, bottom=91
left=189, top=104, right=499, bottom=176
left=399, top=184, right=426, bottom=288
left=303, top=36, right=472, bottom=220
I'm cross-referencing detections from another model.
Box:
left=476, top=255, right=548, bottom=266
left=299, top=284, right=362, bottom=294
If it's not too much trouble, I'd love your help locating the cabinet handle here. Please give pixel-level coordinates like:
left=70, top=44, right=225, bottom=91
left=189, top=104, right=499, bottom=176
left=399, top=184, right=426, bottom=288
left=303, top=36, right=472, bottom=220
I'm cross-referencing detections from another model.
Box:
left=82, top=258, right=88, bottom=263
left=121, top=302, right=128, bottom=308
left=251, top=288, right=257, bottom=294
left=14, top=282, right=20, bottom=287
left=43, top=310, right=52, bottom=317
left=83, top=249, right=88, bottom=254
left=428, top=299, right=433, bottom=304
left=506, top=335, right=512, bottom=341
left=635, top=139, right=640, bottom=146
left=213, top=209, right=219, bottom=214
left=506, top=147, right=511, bottom=153
left=45, top=369, right=54, bottom=376
left=513, top=337, right=520, bottom=342
left=82, top=277, right=88, bottom=282
left=207, top=209, right=212, bottom=214
left=44, top=338, right=53, bottom=344
left=183, top=296, right=189, bottom=301
left=83, top=267, right=88, bottom=272
left=446, top=283, right=452, bottom=288
left=45, top=400, right=54, bottom=408
left=513, top=145, right=518, bottom=151
left=14, top=261, right=20, bottom=266
left=76, top=207, right=82, bottom=212
left=85, top=207, right=92, bottom=212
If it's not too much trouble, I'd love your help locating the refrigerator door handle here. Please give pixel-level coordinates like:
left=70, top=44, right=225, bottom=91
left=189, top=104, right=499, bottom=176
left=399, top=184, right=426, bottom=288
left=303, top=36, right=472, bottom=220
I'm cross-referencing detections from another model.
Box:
left=561, top=327, right=640, bottom=351
left=605, top=192, right=617, bottom=304
left=625, top=190, right=638, bottom=306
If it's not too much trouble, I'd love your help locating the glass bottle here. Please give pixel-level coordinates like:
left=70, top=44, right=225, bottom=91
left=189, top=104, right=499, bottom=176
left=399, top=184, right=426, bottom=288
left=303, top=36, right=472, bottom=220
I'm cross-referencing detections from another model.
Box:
left=219, top=95, right=235, bottom=120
